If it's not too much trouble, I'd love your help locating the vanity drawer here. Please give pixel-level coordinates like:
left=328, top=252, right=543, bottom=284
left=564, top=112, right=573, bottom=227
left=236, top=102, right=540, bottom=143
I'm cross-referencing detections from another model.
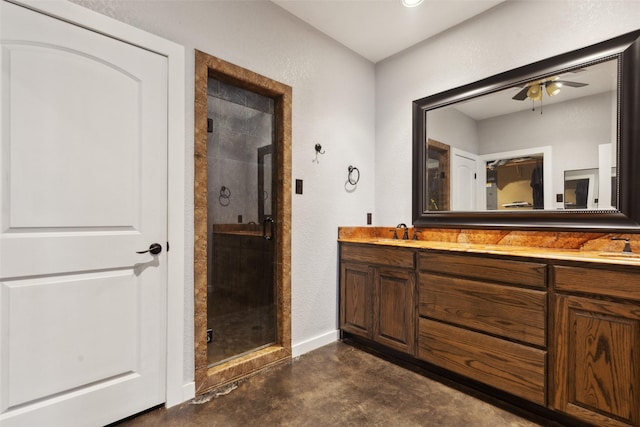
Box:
left=419, top=273, right=546, bottom=347
left=418, top=252, right=547, bottom=289
left=554, top=265, right=640, bottom=302
left=418, top=318, right=546, bottom=406
left=341, top=244, right=414, bottom=269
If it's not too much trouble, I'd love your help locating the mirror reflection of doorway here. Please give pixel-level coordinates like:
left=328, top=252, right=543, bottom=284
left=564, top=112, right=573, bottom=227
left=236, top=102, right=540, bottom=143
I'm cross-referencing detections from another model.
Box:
left=485, top=156, right=543, bottom=210
left=564, top=179, right=590, bottom=209
left=426, top=139, right=450, bottom=211
left=563, top=168, right=599, bottom=210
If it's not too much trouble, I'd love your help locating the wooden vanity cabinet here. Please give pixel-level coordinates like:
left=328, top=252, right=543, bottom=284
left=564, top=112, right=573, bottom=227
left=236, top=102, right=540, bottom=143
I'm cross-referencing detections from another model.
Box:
left=417, top=252, right=548, bottom=405
left=339, top=241, right=640, bottom=425
left=340, top=244, right=416, bottom=355
left=551, top=265, right=640, bottom=427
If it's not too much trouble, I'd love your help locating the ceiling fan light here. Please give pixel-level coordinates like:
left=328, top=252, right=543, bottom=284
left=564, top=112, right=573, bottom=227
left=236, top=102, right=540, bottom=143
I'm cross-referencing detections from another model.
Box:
left=402, top=0, right=424, bottom=7
left=527, top=85, right=542, bottom=101
left=546, top=82, right=562, bottom=97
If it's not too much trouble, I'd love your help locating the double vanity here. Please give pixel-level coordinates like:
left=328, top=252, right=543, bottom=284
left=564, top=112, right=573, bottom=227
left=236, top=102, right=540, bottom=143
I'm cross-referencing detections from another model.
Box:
left=345, top=28, right=640, bottom=427
left=338, top=227, right=640, bottom=427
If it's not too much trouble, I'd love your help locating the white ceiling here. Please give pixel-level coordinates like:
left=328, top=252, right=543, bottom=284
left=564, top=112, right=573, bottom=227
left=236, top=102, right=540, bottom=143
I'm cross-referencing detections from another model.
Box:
left=271, top=0, right=505, bottom=63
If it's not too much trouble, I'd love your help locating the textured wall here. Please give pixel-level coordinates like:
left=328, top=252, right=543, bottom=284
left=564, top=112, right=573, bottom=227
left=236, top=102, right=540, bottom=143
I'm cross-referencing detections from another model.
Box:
left=70, top=0, right=375, bottom=388
left=375, top=0, right=640, bottom=225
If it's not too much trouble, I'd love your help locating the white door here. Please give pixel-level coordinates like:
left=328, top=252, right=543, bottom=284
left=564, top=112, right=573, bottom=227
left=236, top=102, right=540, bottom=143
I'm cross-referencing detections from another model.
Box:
left=452, top=151, right=477, bottom=211
left=0, top=2, right=168, bottom=426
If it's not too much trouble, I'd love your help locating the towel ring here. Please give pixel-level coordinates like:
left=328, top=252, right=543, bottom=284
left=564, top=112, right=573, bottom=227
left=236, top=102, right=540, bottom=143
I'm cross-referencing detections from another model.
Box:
left=347, top=165, right=360, bottom=185
left=219, top=186, right=231, bottom=206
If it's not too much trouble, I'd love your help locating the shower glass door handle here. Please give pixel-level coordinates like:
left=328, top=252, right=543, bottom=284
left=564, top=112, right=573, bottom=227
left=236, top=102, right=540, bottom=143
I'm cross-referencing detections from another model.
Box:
left=263, top=217, right=274, bottom=240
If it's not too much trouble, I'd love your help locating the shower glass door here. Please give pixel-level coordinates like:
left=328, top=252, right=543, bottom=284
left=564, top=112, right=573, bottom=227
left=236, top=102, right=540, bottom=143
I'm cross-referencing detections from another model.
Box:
left=207, top=77, right=276, bottom=367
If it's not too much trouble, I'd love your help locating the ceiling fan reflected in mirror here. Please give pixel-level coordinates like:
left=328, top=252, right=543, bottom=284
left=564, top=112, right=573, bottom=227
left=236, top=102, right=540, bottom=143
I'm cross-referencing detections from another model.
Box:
left=512, top=77, right=589, bottom=101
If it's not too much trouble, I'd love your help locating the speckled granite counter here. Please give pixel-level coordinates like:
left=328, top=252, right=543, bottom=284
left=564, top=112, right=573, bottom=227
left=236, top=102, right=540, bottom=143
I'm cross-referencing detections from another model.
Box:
left=338, top=226, right=640, bottom=266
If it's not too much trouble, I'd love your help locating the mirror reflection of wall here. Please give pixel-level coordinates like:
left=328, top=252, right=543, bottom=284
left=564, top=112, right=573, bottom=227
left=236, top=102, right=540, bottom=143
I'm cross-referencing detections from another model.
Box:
left=426, top=58, right=618, bottom=213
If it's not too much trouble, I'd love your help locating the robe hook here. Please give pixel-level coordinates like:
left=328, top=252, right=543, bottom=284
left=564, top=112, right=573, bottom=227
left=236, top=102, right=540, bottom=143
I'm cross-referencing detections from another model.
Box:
left=314, top=143, right=326, bottom=163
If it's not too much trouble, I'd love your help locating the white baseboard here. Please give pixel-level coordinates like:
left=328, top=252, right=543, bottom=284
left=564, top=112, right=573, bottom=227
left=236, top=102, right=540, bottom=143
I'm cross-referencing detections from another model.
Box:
left=167, top=381, right=195, bottom=407
left=292, top=329, right=339, bottom=358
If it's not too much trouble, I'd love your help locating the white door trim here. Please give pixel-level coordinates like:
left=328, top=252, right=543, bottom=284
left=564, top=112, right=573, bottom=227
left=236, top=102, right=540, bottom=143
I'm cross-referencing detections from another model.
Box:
left=10, top=0, right=189, bottom=407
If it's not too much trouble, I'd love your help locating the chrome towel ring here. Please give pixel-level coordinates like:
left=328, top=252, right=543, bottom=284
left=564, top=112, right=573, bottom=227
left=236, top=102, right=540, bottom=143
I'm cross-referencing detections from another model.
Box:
left=347, top=165, right=360, bottom=185
left=219, top=186, right=231, bottom=206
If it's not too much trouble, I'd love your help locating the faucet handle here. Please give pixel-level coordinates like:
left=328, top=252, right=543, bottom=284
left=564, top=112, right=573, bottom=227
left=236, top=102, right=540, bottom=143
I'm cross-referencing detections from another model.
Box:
left=612, top=237, right=633, bottom=253
left=389, top=229, right=398, bottom=240
left=412, top=229, right=422, bottom=240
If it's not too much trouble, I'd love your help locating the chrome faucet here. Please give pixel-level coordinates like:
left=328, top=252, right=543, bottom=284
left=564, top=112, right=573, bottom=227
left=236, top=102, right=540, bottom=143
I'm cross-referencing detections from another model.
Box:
left=396, top=223, right=409, bottom=240
left=612, top=237, right=633, bottom=253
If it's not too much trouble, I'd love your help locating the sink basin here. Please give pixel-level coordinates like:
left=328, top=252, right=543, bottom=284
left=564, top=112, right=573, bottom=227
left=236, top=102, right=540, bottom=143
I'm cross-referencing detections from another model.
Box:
left=598, top=252, right=640, bottom=260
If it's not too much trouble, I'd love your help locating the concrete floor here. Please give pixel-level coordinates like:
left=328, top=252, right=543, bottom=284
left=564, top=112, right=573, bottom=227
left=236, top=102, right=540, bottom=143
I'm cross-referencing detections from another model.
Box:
left=116, top=341, right=550, bottom=427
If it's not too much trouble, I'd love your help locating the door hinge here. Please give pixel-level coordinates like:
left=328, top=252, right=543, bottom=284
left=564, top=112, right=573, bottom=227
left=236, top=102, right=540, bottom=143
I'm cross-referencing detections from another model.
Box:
left=474, top=173, right=477, bottom=179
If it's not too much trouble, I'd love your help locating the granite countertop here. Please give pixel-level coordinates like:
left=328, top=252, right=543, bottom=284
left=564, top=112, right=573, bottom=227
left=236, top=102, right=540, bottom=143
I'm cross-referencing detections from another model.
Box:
left=338, top=227, right=640, bottom=267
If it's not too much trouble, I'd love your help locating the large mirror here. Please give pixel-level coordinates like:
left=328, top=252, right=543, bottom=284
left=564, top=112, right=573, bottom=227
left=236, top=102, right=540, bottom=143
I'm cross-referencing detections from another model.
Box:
left=413, top=29, right=640, bottom=230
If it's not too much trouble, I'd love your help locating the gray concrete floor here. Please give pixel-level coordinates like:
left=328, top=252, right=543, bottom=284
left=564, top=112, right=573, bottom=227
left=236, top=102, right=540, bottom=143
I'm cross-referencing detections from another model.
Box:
left=116, top=341, right=549, bottom=427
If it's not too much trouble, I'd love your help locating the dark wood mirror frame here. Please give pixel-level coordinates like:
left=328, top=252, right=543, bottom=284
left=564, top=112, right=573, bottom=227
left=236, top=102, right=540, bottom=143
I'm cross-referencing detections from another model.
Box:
left=413, top=29, right=640, bottom=232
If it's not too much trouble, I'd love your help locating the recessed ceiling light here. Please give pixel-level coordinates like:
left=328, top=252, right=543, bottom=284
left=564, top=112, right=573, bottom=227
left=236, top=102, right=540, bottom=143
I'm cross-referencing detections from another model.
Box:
left=402, top=0, right=424, bottom=7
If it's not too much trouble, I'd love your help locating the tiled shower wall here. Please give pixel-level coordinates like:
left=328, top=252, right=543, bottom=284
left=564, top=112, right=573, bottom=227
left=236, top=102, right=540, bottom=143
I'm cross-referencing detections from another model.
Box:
left=207, top=77, right=274, bottom=228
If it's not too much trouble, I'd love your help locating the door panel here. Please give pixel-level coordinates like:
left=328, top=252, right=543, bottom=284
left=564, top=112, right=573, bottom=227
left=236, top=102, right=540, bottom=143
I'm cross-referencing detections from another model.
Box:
left=452, top=153, right=477, bottom=211
left=0, top=2, right=168, bottom=425
left=339, top=262, right=372, bottom=339
left=5, top=272, right=138, bottom=407
left=373, top=267, right=415, bottom=354
left=8, top=44, right=139, bottom=228
left=553, top=294, right=640, bottom=427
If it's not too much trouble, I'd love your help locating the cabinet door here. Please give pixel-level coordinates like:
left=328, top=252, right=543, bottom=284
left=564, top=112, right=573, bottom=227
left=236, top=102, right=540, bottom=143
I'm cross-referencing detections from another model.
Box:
left=373, top=267, right=415, bottom=354
left=340, top=262, right=373, bottom=339
left=552, top=295, right=640, bottom=427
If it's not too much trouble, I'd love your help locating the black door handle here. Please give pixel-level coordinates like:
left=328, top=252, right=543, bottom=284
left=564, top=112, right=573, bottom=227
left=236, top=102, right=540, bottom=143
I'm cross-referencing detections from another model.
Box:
left=263, top=217, right=274, bottom=240
left=136, top=243, right=162, bottom=255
